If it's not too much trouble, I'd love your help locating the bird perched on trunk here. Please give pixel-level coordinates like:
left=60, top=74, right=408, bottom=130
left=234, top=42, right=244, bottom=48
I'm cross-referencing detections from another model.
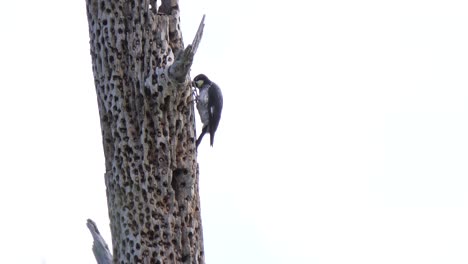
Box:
left=192, top=74, right=223, bottom=148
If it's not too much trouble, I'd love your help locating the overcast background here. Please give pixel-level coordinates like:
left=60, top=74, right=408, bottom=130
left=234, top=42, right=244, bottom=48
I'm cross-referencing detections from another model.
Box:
left=1, top=0, right=467, bottom=263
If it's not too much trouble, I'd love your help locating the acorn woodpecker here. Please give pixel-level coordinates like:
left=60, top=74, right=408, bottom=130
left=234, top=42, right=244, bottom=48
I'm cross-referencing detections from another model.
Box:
left=192, top=74, right=223, bottom=148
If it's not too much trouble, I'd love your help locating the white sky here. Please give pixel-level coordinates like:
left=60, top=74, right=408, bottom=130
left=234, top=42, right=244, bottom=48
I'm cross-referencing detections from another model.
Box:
left=0, top=0, right=467, bottom=263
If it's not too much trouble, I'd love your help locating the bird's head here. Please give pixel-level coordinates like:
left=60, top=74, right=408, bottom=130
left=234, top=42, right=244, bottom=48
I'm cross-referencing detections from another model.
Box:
left=192, top=74, right=210, bottom=88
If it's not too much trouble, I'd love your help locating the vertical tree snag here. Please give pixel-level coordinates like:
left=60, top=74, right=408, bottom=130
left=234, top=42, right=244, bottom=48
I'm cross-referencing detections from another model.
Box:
left=85, top=0, right=205, bottom=263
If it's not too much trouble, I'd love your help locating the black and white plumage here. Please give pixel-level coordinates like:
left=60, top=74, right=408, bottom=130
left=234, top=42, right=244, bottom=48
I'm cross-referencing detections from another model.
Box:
left=193, top=74, right=223, bottom=148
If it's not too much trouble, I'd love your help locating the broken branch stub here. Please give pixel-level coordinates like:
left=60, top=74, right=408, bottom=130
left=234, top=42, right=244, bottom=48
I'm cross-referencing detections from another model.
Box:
left=169, top=15, right=206, bottom=83
left=86, top=219, right=112, bottom=264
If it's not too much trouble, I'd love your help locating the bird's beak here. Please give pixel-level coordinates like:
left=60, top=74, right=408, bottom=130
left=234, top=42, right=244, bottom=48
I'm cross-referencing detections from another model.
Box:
left=191, top=81, right=196, bottom=87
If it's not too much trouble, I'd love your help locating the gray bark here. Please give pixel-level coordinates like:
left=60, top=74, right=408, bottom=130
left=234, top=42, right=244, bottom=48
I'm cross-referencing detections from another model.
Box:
left=85, top=0, right=205, bottom=263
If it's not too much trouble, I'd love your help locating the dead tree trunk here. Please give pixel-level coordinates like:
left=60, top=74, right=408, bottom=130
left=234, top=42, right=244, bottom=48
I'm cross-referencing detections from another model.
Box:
left=85, top=0, right=205, bottom=263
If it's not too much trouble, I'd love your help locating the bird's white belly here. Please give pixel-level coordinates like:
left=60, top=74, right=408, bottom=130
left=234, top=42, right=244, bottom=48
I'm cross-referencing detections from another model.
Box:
left=197, top=89, right=210, bottom=125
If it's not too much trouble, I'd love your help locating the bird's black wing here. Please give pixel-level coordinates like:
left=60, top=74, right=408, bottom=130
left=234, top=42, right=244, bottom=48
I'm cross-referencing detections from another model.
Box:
left=208, top=83, right=223, bottom=146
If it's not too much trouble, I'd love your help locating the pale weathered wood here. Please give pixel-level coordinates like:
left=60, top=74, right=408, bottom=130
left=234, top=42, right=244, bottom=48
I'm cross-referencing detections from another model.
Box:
left=87, top=219, right=113, bottom=264
left=85, top=0, right=205, bottom=263
left=169, top=15, right=205, bottom=83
